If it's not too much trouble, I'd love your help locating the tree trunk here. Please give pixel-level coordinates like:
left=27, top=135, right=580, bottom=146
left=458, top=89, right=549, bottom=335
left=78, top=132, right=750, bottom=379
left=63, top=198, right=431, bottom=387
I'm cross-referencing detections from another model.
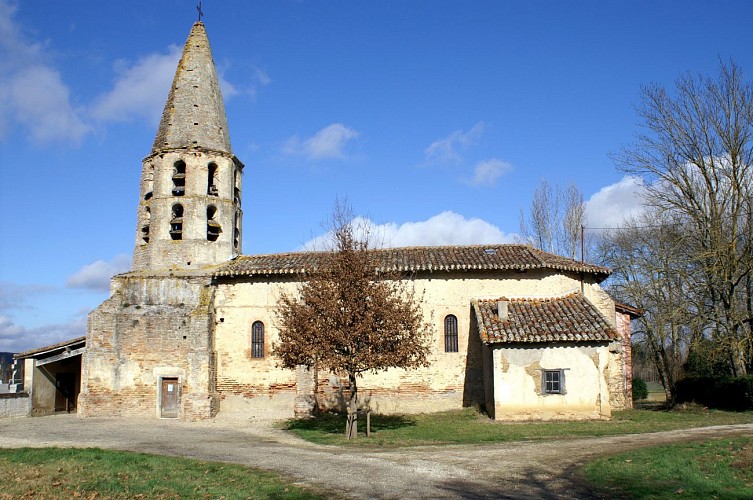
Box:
left=345, top=372, right=358, bottom=439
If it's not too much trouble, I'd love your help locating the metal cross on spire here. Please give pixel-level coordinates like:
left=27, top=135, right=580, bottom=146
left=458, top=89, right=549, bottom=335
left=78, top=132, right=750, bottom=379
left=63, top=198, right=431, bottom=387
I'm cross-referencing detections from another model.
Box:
left=196, top=1, right=204, bottom=22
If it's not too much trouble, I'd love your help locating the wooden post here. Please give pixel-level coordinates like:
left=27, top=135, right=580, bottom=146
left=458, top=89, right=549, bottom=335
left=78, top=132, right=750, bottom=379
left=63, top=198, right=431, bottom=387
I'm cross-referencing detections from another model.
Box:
left=366, top=410, right=371, bottom=437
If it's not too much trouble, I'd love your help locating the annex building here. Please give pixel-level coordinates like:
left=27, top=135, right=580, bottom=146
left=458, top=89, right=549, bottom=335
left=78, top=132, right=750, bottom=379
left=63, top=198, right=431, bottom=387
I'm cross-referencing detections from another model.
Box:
left=13, top=21, right=636, bottom=421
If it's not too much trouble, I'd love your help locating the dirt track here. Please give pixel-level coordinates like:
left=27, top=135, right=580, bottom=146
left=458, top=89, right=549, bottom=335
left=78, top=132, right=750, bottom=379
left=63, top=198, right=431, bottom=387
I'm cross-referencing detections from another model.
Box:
left=1, top=414, right=751, bottom=499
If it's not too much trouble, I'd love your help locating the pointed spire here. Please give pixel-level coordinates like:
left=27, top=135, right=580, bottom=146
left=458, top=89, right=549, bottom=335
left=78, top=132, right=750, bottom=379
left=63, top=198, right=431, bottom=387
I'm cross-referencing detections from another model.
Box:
left=152, top=22, right=232, bottom=154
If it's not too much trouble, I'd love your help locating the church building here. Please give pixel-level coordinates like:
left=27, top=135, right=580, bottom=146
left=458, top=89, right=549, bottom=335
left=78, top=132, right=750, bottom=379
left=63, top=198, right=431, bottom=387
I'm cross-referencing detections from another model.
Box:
left=71, top=21, right=634, bottom=421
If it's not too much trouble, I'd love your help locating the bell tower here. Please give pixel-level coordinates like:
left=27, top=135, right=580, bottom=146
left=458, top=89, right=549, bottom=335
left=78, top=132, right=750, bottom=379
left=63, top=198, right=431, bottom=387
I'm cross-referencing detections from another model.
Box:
left=133, top=22, right=243, bottom=271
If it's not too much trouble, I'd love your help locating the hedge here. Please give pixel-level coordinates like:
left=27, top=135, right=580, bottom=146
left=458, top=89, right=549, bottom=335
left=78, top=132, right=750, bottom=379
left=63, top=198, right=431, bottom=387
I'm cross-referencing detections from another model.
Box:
left=675, top=375, right=753, bottom=411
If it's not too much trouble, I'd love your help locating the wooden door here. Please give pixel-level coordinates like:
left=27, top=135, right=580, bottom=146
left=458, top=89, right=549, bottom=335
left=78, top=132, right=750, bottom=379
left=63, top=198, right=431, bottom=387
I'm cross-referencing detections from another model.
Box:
left=160, top=378, right=179, bottom=418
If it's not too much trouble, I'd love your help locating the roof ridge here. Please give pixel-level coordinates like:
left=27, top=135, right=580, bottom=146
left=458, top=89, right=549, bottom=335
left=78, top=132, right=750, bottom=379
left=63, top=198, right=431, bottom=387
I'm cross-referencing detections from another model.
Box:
left=476, top=291, right=583, bottom=303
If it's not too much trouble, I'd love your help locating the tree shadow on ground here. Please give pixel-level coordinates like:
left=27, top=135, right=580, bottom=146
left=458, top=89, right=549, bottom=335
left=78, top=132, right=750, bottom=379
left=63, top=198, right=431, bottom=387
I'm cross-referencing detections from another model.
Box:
left=634, top=401, right=673, bottom=411
left=285, top=412, right=417, bottom=435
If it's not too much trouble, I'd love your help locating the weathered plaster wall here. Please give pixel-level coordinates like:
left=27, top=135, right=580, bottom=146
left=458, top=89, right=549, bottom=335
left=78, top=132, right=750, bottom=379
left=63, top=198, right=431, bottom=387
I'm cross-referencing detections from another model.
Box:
left=213, top=269, right=612, bottom=417
left=490, top=343, right=613, bottom=420
left=79, top=273, right=219, bottom=420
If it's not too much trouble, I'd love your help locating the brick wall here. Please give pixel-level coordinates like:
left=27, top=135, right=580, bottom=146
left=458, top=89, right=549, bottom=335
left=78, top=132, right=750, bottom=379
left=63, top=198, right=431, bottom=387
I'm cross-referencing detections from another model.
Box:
left=79, top=273, right=219, bottom=420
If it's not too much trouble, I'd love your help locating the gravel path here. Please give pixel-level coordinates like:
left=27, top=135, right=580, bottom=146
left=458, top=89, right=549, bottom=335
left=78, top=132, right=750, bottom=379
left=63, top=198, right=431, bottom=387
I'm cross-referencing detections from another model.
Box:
left=1, top=414, right=751, bottom=499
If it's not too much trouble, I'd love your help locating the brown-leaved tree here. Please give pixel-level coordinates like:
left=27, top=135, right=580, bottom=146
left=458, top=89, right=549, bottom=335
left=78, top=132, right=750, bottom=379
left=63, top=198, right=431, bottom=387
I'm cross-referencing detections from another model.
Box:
left=273, top=204, right=431, bottom=438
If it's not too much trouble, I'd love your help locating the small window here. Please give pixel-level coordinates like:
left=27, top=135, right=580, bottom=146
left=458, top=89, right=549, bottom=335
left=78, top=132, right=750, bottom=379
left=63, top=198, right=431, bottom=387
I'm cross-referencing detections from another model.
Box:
left=251, top=321, right=264, bottom=358
left=172, top=160, right=186, bottom=196
left=170, top=204, right=184, bottom=240
left=444, top=315, right=458, bottom=352
left=542, top=369, right=566, bottom=395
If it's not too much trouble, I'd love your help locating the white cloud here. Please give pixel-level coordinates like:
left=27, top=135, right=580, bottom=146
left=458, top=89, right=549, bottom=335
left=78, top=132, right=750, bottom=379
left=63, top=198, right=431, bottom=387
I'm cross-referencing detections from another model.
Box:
left=7, top=65, right=90, bottom=142
left=467, top=158, right=513, bottom=186
left=91, top=46, right=182, bottom=124
left=302, top=211, right=514, bottom=250
left=253, top=67, right=271, bottom=86
left=66, top=254, right=131, bottom=292
left=425, top=122, right=484, bottom=164
left=284, top=123, right=359, bottom=160
left=0, top=314, right=86, bottom=353
left=0, top=0, right=90, bottom=144
left=0, top=282, right=55, bottom=312
left=585, top=176, right=647, bottom=228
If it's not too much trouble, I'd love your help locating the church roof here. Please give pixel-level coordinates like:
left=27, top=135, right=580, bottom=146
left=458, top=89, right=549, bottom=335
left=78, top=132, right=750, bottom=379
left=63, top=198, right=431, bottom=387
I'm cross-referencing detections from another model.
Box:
left=151, top=22, right=232, bottom=154
left=472, top=293, right=618, bottom=344
left=214, top=244, right=610, bottom=280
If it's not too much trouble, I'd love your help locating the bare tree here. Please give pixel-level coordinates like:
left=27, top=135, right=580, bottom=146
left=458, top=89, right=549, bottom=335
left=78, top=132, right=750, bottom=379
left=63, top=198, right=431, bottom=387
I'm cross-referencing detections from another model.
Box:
left=273, top=202, right=431, bottom=438
left=614, top=59, right=753, bottom=375
left=519, top=179, right=588, bottom=260
left=600, top=211, right=706, bottom=401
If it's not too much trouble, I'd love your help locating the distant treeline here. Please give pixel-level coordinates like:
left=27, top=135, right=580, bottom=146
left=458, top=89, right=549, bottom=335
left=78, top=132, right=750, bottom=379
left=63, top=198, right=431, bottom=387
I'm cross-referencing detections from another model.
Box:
left=0, top=352, right=14, bottom=381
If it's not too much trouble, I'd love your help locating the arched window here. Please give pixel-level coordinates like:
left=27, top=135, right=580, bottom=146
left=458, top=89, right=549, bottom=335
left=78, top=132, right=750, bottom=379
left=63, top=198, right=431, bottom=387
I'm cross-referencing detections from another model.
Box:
left=170, top=204, right=184, bottom=240
left=206, top=205, right=221, bottom=241
left=143, top=163, right=154, bottom=201
left=207, top=162, right=218, bottom=196
left=232, top=167, right=241, bottom=206
left=141, top=206, right=150, bottom=243
left=233, top=211, right=240, bottom=249
left=251, top=321, right=264, bottom=358
left=172, top=160, right=186, bottom=196
left=444, top=315, right=458, bottom=352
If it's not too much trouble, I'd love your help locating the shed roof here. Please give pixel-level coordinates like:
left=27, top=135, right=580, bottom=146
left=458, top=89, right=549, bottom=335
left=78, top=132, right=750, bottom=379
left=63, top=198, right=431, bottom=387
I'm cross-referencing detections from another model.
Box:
left=473, top=293, right=618, bottom=344
left=215, top=244, right=610, bottom=280
left=14, top=336, right=86, bottom=359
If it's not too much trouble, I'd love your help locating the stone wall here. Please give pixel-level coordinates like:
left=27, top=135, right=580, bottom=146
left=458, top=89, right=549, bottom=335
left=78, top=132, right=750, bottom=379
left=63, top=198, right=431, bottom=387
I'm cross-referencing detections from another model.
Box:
left=614, top=310, right=634, bottom=408
left=133, top=150, right=242, bottom=272
left=0, top=393, right=30, bottom=418
left=79, top=272, right=219, bottom=420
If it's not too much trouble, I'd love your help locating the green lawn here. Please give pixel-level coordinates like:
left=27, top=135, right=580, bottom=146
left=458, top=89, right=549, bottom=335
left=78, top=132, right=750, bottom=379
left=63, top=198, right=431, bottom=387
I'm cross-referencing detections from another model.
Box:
left=284, top=406, right=753, bottom=447
left=582, top=437, right=753, bottom=499
left=0, top=448, right=326, bottom=499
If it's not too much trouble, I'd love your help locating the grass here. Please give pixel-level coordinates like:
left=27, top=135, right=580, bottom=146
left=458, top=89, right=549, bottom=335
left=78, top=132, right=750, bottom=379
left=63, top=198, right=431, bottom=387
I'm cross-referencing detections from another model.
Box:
left=582, top=437, right=753, bottom=499
left=284, top=406, right=753, bottom=447
left=644, top=381, right=668, bottom=403
left=0, top=447, right=326, bottom=499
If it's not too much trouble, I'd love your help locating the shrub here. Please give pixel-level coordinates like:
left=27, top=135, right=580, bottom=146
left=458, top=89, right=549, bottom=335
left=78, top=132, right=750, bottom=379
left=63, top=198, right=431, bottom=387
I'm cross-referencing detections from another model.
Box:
left=632, top=377, right=648, bottom=401
left=675, top=375, right=753, bottom=411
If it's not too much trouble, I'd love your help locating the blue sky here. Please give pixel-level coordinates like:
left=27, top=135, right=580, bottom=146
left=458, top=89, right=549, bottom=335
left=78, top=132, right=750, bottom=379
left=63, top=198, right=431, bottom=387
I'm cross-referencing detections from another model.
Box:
left=1, top=0, right=752, bottom=352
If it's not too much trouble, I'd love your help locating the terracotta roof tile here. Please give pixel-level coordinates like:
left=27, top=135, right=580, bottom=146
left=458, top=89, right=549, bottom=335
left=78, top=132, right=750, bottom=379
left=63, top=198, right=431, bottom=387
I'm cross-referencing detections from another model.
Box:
left=472, top=293, right=617, bottom=344
left=214, top=245, right=610, bottom=279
